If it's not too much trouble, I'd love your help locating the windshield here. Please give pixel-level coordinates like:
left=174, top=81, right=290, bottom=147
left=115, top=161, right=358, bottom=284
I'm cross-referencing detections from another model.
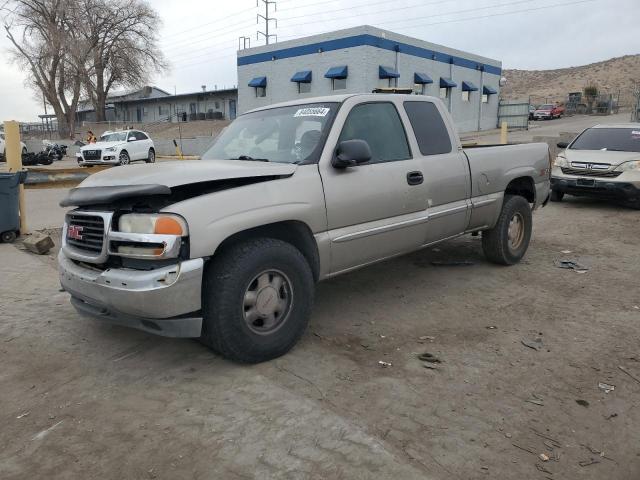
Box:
left=538, top=104, right=554, bottom=110
left=202, top=103, right=339, bottom=164
left=570, top=128, right=640, bottom=152
left=100, top=132, right=128, bottom=142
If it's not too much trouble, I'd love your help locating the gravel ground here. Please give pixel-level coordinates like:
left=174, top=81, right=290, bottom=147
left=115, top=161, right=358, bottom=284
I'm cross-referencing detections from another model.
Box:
left=1, top=195, right=639, bottom=479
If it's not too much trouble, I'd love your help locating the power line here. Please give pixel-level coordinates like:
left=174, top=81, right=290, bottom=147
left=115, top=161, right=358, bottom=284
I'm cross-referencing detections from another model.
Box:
left=161, top=5, right=256, bottom=40
left=162, top=19, right=254, bottom=52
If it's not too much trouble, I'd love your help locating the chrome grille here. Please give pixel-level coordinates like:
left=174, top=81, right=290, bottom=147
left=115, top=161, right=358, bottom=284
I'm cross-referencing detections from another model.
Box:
left=560, top=167, right=621, bottom=178
left=66, top=214, right=105, bottom=253
left=83, top=149, right=102, bottom=160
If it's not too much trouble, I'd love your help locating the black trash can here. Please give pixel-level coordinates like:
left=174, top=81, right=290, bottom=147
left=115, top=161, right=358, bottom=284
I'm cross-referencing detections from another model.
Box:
left=0, top=170, right=27, bottom=243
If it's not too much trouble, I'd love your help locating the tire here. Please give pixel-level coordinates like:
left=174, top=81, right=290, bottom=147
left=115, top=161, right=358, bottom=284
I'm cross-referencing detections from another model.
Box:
left=22, top=147, right=27, bottom=156
left=201, top=238, right=314, bottom=363
left=145, top=148, right=155, bottom=163
left=550, top=190, right=564, bottom=202
left=1, top=231, right=17, bottom=243
left=118, top=151, right=130, bottom=166
left=40, top=156, right=53, bottom=166
left=482, top=195, right=532, bottom=265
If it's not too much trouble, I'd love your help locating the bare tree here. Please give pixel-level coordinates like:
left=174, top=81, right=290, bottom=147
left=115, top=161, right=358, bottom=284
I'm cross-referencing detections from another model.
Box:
left=3, top=0, right=89, bottom=137
left=79, top=0, right=166, bottom=122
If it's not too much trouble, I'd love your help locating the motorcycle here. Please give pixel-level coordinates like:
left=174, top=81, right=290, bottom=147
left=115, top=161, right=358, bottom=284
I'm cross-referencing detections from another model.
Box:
left=42, top=140, right=67, bottom=161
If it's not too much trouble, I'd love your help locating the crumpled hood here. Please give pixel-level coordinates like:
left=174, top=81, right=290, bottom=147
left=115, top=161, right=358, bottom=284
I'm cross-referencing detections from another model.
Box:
left=563, top=149, right=640, bottom=167
left=80, top=141, right=125, bottom=151
left=79, top=159, right=298, bottom=188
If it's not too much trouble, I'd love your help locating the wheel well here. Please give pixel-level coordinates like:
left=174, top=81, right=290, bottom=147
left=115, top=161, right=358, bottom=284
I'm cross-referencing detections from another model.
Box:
left=215, top=221, right=320, bottom=281
left=149, top=147, right=155, bottom=153
left=505, top=176, right=535, bottom=203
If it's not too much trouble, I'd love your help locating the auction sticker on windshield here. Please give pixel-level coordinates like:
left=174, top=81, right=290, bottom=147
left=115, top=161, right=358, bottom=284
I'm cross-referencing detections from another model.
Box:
left=294, top=107, right=330, bottom=117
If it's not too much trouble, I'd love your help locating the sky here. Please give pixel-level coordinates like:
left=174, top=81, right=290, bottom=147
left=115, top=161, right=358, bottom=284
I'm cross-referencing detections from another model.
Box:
left=1, top=0, right=639, bottom=121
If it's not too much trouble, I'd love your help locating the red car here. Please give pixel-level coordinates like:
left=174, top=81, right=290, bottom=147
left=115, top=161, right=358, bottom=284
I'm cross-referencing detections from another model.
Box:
left=533, top=103, right=564, bottom=120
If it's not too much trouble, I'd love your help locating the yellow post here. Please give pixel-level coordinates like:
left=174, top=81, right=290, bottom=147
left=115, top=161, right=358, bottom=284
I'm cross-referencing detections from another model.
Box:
left=500, top=121, right=508, bottom=145
left=4, top=121, right=27, bottom=234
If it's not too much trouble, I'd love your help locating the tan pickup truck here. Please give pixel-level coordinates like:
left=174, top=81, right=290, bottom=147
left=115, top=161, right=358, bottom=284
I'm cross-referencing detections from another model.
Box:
left=59, top=93, right=550, bottom=363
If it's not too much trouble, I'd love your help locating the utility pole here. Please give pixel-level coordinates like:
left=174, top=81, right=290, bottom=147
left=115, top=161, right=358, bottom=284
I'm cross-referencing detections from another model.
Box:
left=257, top=0, right=277, bottom=45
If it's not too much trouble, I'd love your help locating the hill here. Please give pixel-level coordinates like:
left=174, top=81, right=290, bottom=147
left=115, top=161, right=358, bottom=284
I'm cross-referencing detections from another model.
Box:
left=501, top=54, right=640, bottom=106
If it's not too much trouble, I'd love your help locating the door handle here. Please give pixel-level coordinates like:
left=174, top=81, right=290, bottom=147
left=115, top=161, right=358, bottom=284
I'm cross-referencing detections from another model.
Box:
left=406, top=171, right=424, bottom=185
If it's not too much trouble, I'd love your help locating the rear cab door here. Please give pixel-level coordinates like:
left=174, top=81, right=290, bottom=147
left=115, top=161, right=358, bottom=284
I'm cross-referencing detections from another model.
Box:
left=402, top=99, right=471, bottom=243
left=318, top=96, right=430, bottom=275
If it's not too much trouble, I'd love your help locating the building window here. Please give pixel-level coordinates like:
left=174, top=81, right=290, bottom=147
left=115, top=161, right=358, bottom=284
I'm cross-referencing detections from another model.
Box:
left=215, top=101, right=220, bottom=109
left=462, top=90, right=470, bottom=102
left=332, top=78, right=346, bottom=90
left=298, top=82, right=311, bottom=94
left=142, top=107, right=148, bottom=117
left=439, top=87, right=450, bottom=99
left=255, top=87, right=266, bottom=97
left=482, top=94, right=489, bottom=103
left=414, top=84, right=426, bottom=95
left=387, top=78, right=398, bottom=88
left=158, top=105, right=169, bottom=116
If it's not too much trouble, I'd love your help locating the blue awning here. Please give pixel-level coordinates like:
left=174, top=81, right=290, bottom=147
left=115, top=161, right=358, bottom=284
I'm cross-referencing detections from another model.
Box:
left=291, top=70, right=312, bottom=83
left=483, top=85, right=497, bottom=95
left=379, top=65, right=400, bottom=79
left=414, top=72, right=433, bottom=84
left=248, top=76, right=267, bottom=88
left=440, top=77, right=457, bottom=88
left=462, top=81, right=478, bottom=92
left=325, top=66, right=348, bottom=79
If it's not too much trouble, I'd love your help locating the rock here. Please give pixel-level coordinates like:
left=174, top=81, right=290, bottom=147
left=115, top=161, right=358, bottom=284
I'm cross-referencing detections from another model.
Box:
left=23, top=233, right=54, bottom=255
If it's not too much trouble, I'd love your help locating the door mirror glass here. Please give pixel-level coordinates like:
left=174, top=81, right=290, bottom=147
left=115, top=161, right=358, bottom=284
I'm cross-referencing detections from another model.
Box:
left=556, top=141, right=569, bottom=148
left=332, top=139, right=372, bottom=168
left=128, top=135, right=136, bottom=142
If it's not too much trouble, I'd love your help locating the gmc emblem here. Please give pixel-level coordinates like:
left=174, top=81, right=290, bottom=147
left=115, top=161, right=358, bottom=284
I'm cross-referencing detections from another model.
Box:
left=68, top=225, right=84, bottom=240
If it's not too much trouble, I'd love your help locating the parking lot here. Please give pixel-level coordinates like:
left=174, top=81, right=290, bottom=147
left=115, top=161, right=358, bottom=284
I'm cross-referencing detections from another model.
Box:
left=2, top=187, right=640, bottom=479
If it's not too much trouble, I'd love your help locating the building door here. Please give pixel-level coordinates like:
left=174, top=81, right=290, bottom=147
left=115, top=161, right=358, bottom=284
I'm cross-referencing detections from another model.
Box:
left=229, top=100, right=237, bottom=120
left=136, top=107, right=142, bottom=122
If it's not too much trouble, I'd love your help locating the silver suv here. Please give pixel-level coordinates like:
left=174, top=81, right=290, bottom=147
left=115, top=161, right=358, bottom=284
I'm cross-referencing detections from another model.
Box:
left=551, top=123, right=640, bottom=207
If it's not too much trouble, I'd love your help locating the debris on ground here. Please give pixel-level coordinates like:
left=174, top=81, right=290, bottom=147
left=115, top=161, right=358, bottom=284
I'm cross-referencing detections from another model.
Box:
left=521, top=336, right=544, bottom=351
left=605, top=413, right=618, bottom=420
left=618, top=365, right=640, bottom=384
left=377, top=361, right=392, bottom=368
left=430, top=260, right=474, bottom=266
left=23, top=233, right=54, bottom=255
left=598, top=382, right=615, bottom=394
left=525, top=393, right=544, bottom=406
left=578, top=458, right=600, bottom=467
left=561, top=249, right=572, bottom=254
left=423, top=363, right=438, bottom=370
left=576, top=399, right=589, bottom=407
left=486, top=325, right=497, bottom=330
left=418, top=335, right=435, bottom=341
left=535, top=463, right=553, bottom=474
left=418, top=352, right=441, bottom=363
left=16, top=411, right=30, bottom=419
left=539, top=453, right=550, bottom=462
left=512, top=443, right=537, bottom=455
left=554, top=259, right=589, bottom=273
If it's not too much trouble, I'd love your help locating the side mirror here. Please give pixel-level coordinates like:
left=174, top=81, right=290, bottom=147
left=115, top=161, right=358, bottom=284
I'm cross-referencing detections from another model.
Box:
left=332, top=139, right=372, bottom=169
left=128, top=136, right=136, bottom=142
left=556, top=141, right=569, bottom=149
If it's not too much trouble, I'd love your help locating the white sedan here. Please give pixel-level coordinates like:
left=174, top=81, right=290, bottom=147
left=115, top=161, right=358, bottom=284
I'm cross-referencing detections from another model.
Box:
left=77, top=129, right=156, bottom=167
left=0, top=131, right=27, bottom=160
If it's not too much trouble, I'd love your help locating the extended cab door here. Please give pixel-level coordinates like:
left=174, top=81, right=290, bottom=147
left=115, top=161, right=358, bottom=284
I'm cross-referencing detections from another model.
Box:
left=319, top=99, right=429, bottom=275
left=402, top=100, right=471, bottom=244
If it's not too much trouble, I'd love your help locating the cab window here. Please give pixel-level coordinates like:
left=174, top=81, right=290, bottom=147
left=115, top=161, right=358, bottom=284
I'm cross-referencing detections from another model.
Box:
left=338, top=103, right=411, bottom=163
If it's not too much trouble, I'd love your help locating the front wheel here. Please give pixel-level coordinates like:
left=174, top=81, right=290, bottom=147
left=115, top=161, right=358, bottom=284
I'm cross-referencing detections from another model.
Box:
left=1, top=231, right=17, bottom=243
left=550, top=190, right=564, bottom=202
left=118, top=151, right=130, bottom=166
left=482, top=195, right=532, bottom=265
left=201, top=238, right=314, bottom=363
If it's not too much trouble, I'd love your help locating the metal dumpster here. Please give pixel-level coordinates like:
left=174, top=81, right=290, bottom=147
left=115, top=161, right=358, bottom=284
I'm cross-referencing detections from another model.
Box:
left=0, top=170, right=27, bottom=243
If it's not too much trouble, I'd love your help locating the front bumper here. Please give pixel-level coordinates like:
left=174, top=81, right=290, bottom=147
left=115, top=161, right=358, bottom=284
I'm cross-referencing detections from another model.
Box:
left=58, top=249, right=204, bottom=337
left=551, top=176, right=640, bottom=201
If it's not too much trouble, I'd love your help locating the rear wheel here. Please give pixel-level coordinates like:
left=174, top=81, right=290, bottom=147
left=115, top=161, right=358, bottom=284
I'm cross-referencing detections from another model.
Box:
left=550, top=190, right=564, bottom=202
left=482, top=195, right=532, bottom=265
left=145, top=148, right=155, bottom=163
left=1, top=231, right=17, bottom=243
left=118, top=151, right=130, bottom=166
left=201, top=238, right=314, bottom=363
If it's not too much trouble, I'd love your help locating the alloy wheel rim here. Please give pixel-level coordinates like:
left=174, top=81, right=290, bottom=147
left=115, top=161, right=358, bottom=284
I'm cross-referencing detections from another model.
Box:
left=242, top=269, right=293, bottom=335
left=120, top=153, right=129, bottom=164
left=508, top=212, right=525, bottom=250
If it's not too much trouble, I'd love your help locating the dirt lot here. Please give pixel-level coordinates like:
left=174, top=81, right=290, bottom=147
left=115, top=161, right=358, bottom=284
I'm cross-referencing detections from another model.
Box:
left=1, top=194, right=639, bottom=479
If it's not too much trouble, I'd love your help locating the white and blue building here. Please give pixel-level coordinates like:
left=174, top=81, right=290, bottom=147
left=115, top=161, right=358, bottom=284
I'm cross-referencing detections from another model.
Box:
left=237, top=25, right=502, bottom=132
